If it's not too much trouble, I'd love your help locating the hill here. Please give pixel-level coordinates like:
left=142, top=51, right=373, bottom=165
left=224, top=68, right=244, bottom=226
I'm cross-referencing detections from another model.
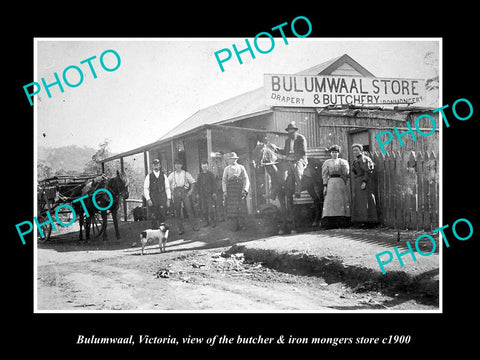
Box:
left=38, top=145, right=97, bottom=174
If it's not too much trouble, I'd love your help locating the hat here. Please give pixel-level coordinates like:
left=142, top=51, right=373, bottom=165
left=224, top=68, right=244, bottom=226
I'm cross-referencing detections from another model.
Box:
left=328, top=145, right=341, bottom=153
left=285, top=121, right=299, bottom=132
left=351, top=143, right=364, bottom=151
left=152, top=158, right=160, bottom=164
left=225, top=152, right=239, bottom=160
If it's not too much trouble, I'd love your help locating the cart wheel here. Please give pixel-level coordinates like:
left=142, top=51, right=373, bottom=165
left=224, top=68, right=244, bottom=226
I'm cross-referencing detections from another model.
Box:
left=36, top=214, right=52, bottom=243
left=85, top=212, right=107, bottom=239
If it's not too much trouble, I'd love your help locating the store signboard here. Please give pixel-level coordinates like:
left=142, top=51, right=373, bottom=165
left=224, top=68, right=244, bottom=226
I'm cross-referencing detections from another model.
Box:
left=264, top=74, right=426, bottom=107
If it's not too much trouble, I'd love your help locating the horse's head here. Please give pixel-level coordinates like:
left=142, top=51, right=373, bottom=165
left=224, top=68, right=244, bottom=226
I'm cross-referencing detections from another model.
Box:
left=252, top=141, right=279, bottom=168
left=252, top=141, right=266, bottom=168
left=114, top=170, right=129, bottom=199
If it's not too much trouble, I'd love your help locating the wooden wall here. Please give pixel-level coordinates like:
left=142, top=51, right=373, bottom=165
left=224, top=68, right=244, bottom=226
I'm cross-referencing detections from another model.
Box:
left=149, top=144, right=173, bottom=173
left=233, top=112, right=274, bottom=131
left=230, top=107, right=440, bottom=229
left=230, top=107, right=439, bottom=157
left=273, top=108, right=318, bottom=148
left=266, top=108, right=439, bottom=163
left=373, top=150, right=439, bottom=231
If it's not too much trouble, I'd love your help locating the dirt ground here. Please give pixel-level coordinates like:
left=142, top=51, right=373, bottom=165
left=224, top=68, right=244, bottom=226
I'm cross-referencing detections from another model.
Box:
left=36, top=218, right=438, bottom=311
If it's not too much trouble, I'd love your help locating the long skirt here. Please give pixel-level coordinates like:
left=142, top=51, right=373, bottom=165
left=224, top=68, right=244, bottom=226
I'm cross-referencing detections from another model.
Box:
left=225, top=177, right=248, bottom=218
left=351, top=176, right=378, bottom=223
left=322, top=177, right=350, bottom=218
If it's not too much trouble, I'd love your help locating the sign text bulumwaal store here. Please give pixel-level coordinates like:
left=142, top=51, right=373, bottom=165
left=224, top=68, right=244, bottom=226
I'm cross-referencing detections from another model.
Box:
left=265, top=74, right=426, bottom=107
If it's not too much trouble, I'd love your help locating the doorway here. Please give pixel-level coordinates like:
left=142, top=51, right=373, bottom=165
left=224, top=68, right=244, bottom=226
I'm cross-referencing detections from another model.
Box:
left=347, top=129, right=372, bottom=161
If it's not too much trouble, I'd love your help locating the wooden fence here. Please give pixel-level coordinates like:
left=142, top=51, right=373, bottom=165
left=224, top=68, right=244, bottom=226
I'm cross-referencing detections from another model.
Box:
left=371, top=150, right=439, bottom=231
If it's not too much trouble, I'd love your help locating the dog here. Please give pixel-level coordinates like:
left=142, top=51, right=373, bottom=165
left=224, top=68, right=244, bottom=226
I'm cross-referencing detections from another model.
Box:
left=140, top=223, right=169, bottom=255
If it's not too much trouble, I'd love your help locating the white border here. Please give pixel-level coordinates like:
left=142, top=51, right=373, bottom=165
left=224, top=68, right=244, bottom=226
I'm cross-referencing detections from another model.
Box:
left=33, top=38, right=38, bottom=312
left=33, top=37, right=442, bottom=314
left=438, top=38, right=443, bottom=312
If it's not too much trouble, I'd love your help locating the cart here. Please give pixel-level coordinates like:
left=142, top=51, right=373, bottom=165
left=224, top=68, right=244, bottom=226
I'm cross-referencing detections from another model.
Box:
left=37, top=174, right=107, bottom=243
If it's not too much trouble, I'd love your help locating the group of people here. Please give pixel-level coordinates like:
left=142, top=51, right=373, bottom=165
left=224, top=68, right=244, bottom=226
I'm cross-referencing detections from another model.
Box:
left=321, top=143, right=378, bottom=229
left=272, top=120, right=379, bottom=229
left=143, top=120, right=378, bottom=236
left=143, top=152, right=250, bottom=236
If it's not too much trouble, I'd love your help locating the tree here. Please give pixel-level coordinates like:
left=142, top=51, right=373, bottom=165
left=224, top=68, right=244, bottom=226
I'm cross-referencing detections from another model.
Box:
left=83, top=139, right=116, bottom=176
left=83, top=138, right=145, bottom=204
left=53, top=168, right=80, bottom=177
left=37, top=161, right=52, bottom=180
left=423, top=51, right=439, bottom=108
left=424, top=51, right=439, bottom=91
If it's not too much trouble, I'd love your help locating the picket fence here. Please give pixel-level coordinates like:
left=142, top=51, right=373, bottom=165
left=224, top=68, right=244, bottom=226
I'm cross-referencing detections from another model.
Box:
left=371, top=150, right=439, bottom=231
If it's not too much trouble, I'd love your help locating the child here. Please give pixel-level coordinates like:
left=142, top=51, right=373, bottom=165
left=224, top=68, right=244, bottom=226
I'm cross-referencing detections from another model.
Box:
left=196, top=160, right=217, bottom=227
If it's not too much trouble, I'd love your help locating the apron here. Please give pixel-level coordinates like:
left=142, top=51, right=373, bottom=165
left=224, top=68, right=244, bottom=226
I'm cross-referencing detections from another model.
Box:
left=225, top=176, right=247, bottom=218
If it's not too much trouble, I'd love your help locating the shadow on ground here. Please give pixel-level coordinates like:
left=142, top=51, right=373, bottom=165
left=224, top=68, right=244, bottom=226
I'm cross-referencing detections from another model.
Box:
left=322, top=227, right=440, bottom=253
left=38, top=216, right=280, bottom=253
left=39, top=216, right=439, bottom=307
left=39, top=217, right=439, bottom=258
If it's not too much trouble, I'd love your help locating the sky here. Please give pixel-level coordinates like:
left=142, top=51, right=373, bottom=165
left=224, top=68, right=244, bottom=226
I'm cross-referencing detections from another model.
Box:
left=35, top=38, right=439, bottom=154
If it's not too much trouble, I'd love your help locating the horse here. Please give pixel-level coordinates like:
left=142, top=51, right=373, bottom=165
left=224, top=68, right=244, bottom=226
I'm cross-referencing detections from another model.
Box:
left=72, top=170, right=129, bottom=242
left=252, top=141, right=323, bottom=235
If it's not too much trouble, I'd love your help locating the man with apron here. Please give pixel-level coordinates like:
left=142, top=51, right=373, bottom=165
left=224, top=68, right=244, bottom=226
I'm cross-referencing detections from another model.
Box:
left=167, top=159, right=198, bottom=235
left=222, top=152, right=250, bottom=231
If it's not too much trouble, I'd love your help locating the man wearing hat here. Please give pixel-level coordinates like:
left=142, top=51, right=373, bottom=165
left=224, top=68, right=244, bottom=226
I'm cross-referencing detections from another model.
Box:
left=167, top=159, right=198, bottom=235
left=143, top=158, right=171, bottom=228
left=222, top=152, right=250, bottom=231
left=278, top=121, right=308, bottom=198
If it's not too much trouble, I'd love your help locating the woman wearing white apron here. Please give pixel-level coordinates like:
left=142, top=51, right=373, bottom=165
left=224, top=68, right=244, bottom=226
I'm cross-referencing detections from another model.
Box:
left=321, top=145, right=351, bottom=229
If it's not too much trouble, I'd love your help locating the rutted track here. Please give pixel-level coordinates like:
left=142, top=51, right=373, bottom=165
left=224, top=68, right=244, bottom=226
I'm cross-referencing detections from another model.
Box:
left=37, top=244, right=437, bottom=311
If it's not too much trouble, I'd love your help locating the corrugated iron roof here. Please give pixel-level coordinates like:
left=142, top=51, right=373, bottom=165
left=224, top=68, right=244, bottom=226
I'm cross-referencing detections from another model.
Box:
left=158, top=86, right=269, bottom=140
left=158, top=54, right=374, bottom=141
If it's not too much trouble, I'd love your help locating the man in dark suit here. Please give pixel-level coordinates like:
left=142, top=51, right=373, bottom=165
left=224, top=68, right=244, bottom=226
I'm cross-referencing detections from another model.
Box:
left=278, top=121, right=308, bottom=198
left=143, top=158, right=171, bottom=228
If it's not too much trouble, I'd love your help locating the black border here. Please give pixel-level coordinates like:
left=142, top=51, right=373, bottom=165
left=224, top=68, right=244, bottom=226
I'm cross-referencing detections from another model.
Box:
left=6, top=7, right=478, bottom=355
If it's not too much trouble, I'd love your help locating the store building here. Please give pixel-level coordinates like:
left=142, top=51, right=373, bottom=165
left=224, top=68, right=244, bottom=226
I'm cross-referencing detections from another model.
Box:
left=102, top=54, right=438, bottom=230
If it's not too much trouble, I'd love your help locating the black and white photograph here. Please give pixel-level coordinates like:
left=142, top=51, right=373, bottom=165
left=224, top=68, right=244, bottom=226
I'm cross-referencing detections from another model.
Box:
left=33, top=38, right=441, bottom=312
left=6, top=7, right=480, bottom=355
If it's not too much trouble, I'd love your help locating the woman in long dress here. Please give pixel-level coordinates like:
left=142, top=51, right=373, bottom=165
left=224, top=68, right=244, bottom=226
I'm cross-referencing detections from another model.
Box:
left=321, top=145, right=350, bottom=229
left=351, top=143, right=378, bottom=227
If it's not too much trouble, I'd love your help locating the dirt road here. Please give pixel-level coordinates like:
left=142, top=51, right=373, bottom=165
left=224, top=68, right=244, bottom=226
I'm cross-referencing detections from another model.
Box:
left=36, top=220, right=437, bottom=311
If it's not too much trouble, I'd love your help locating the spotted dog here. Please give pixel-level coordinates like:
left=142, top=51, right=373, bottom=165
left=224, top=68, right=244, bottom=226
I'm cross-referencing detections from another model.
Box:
left=140, top=223, right=169, bottom=255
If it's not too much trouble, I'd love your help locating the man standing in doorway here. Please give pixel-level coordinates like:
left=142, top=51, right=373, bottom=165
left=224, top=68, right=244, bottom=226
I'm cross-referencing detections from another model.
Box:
left=278, top=121, right=308, bottom=198
left=143, top=158, right=171, bottom=228
left=168, top=159, right=199, bottom=235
